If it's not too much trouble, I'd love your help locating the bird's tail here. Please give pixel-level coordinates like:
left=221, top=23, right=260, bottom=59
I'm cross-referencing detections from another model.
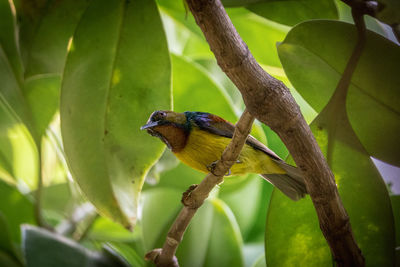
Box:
left=261, top=160, right=307, bottom=201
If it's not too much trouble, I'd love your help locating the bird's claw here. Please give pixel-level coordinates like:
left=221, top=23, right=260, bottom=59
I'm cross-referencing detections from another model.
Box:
left=206, top=161, right=232, bottom=176
left=181, top=184, right=198, bottom=205
left=206, top=161, right=217, bottom=173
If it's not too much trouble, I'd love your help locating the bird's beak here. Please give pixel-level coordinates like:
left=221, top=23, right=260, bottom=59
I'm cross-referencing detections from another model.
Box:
left=140, top=121, right=160, bottom=130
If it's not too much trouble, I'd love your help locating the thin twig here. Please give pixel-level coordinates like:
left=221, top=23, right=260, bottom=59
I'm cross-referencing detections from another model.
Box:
left=145, top=109, right=255, bottom=267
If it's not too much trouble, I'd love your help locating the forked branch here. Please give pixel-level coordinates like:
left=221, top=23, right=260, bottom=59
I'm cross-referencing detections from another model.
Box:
left=185, top=0, right=364, bottom=266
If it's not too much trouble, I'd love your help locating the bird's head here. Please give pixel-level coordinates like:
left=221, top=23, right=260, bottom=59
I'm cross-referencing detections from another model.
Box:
left=141, top=110, right=189, bottom=152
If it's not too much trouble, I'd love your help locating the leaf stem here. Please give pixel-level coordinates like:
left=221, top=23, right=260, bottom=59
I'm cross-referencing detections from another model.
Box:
left=325, top=7, right=367, bottom=167
left=34, top=145, right=52, bottom=230
left=34, top=147, right=45, bottom=227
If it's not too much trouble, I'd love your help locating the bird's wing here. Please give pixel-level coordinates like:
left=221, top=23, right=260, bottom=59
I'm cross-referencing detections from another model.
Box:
left=246, top=135, right=282, bottom=161
left=192, top=112, right=282, bottom=161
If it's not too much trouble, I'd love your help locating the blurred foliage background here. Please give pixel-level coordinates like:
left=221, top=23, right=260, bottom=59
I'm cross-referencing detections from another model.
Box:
left=0, top=0, right=399, bottom=266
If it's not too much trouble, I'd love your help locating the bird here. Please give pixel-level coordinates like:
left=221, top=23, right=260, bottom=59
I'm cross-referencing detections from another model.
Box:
left=141, top=110, right=307, bottom=201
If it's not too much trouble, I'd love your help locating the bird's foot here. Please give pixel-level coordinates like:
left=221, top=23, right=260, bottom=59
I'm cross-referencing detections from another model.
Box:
left=206, top=161, right=217, bottom=173
left=206, top=161, right=236, bottom=176
left=181, top=184, right=198, bottom=205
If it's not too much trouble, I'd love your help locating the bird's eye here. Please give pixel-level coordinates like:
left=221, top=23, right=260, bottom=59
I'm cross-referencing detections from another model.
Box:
left=151, top=111, right=167, bottom=121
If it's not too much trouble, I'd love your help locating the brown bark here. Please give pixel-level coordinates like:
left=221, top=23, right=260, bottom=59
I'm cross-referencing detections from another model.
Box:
left=185, top=0, right=364, bottom=266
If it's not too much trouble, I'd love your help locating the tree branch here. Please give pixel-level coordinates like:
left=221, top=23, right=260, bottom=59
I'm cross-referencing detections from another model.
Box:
left=185, top=0, right=365, bottom=266
left=145, top=109, right=255, bottom=267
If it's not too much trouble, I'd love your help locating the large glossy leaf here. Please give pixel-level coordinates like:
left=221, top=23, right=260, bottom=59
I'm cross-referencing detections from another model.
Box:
left=267, top=38, right=395, bottom=265
left=0, top=180, right=35, bottom=243
left=22, top=225, right=127, bottom=267
left=266, top=114, right=395, bottom=266
left=278, top=20, right=400, bottom=166
left=17, top=0, right=90, bottom=77
left=60, top=0, right=171, bottom=227
left=244, top=0, right=338, bottom=26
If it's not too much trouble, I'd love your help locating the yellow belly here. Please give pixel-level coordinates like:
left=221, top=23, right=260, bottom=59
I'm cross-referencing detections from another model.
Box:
left=173, top=129, right=286, bottom=176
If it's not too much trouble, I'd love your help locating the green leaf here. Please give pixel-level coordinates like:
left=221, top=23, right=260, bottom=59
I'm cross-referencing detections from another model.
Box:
left=251, top=253, right=266, bottom=267
left=243, top=243, right=264, bottom=267
left=245, top=0, right=338, bottom=26
left=23, top=74, right=60, bottom=138
left=0, top=99, right=38, bottom=187
left=266, top=136, right=395, bottom=266
left=228, top=9, right=288, bottom=68
left=60, top=0, right=171, bottom=228
left=34, top=182, right=73, bottom=227
left=219, top=175, right=268, bottom=241
left=22, top=225, right=126, bottom=267
left=141, top=186, right=244, bottom=266
left=0, top=180, right=35, bottom=243
left=141, top=188, right=182, bottom=251
left=375, top=0, right=400, bottom=25
left=104, top=242, right=145, bottom=267
left=335, top=0, right=393, bottom=40
left=266, top=87, right=395, bottom=266
left=39, top=182, right=72, bottom=213
left=156, top=0, right=204, bottom=39
left=152, top=161, right=204, bottom=191
left=391, top=195, right=400, bottom=246
left=203, top=198, right=244, bottom=267
left=0, top=0, right=23, bottom=81
left=0, top=40, right=39, bottom=183
left=278, top=20, right=400, bottom=166
left=144, top=149, right=180, bottom=185
left=0, top=46, right=32, bottom=131
left=0, top=250, right=21, bottom=267
left=175, top=201, right=214, bottom=267
left=172, top=54, right=236, bottom=121
left=89, top=216, right=136, bottom=243
left=0, top=213, right=22, bottom=266
left=17, top=0, right=90, bottom=77
left=221, top=0, right=263, bottom=6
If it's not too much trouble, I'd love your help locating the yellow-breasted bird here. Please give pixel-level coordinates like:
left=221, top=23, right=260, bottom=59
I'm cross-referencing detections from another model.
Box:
left=141, top=110, right=307, bottom=201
